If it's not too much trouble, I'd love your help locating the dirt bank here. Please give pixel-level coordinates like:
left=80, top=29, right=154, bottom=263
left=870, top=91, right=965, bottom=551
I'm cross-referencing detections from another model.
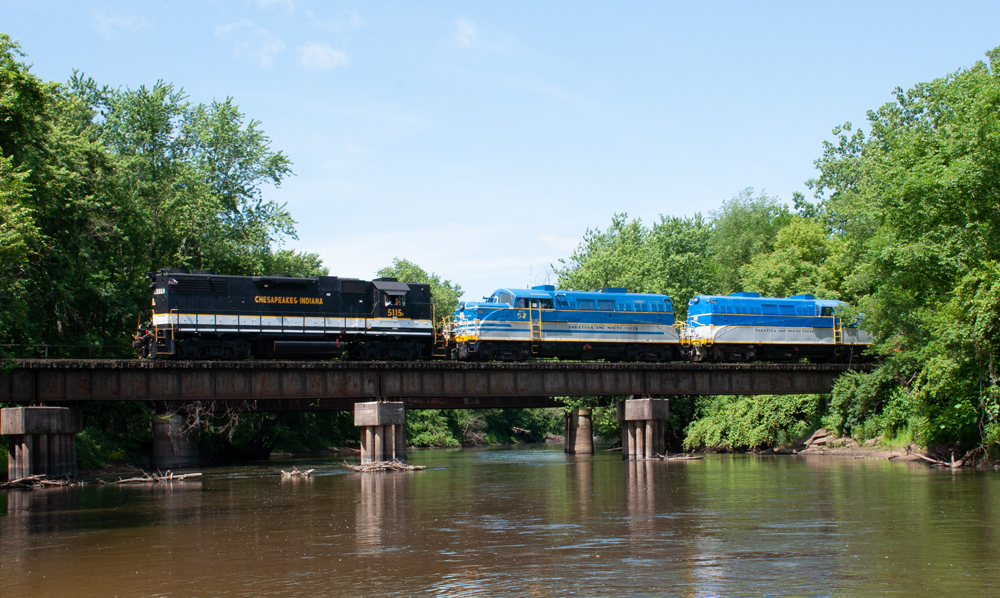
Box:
left=754, top=428, right=1000, bottom=469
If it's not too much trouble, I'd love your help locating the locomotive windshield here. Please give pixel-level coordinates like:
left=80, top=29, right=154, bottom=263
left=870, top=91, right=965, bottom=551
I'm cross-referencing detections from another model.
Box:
left=384, top=294, right=406, bottom=306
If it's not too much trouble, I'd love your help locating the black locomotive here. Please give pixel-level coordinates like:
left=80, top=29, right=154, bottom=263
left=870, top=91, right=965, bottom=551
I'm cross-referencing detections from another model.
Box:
left=133, top=269, right=436, bottom=360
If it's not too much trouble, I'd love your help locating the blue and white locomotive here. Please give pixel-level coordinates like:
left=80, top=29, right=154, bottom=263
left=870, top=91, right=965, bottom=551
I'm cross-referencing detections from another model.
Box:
left=683, top=292, right=873, bottom=362
left=449, top=285, right=681, bottom=361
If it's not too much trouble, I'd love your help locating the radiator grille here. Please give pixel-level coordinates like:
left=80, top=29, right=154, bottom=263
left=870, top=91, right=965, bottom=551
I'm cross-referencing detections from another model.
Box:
left=173, top=278, right=228, bottom=293
left=341, top=280, right=366, bottom=295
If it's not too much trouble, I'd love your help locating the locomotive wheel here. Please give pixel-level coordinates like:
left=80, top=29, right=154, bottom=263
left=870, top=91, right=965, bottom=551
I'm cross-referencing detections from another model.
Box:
left=480, top=343, right=494, bottom=362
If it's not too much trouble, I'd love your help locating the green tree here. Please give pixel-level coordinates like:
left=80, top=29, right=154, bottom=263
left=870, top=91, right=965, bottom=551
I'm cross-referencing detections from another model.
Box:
left=739, top=217, right=847, bottom=299
left=267, top=250, right=329, bottom=277
left=0, top=36, right=112, bottom=349
left=646, top=213, right=717, bottom=317
left=810, top=45, right=1000, bottom=450
left=377, top=258, right=463, bottom=322
left=555, top=213, right=651, bottom=294
left=555, top=213, right=716, bottom=319
left=683, top=394, right=825, bottom=451
left=0, top=155, right=39, bottom=345
left=709, top=188, right=791, bottom=293
left=0, top=32, right=300, bottom=354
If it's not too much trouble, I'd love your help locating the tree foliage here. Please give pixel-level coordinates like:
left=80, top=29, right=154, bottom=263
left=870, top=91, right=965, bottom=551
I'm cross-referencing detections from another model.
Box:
left=683, top=394, right=824, bottom=451
left=377, top=258, right=464, bottom=322
left=739, top=217, right=847, bottom=299
left=269, top=249, right=329, bottom=277
left=0, top=35, right=305, bottom=354
left=554, top=213, right=715, bottom=318
left=708, top=188, right=791, bottom=293
left=808, top=45, right=1000, bottom=451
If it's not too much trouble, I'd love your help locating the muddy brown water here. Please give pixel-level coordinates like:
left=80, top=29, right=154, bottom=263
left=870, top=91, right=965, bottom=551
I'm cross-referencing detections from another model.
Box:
left=1, top=446, right=998, bottom=597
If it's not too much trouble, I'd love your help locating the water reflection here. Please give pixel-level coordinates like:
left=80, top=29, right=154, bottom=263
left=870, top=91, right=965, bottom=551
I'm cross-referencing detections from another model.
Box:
left=2, top=487, right=81, bottom=584
left=356, top=471, right=409, bottom=554
left=1, top=451, right=999, bottom=597
left=624, top=459, right=656, bottom=529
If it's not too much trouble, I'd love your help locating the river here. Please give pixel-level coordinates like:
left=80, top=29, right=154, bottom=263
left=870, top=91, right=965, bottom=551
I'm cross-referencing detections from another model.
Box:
left=1, top=446, right=998, bottom=597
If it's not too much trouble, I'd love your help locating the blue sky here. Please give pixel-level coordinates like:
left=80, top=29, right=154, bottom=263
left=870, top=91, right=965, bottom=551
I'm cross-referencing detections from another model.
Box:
left=5, top=1, right=1000, bottom=301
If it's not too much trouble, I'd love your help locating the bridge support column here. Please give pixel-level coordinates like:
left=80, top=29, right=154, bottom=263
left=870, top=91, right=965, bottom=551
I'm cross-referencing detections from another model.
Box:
left=1, top=407, right=82, bottom=479
left=152, top=414, right=199, bottom=469
left=354, top=401, right=406, bottom=464
left=618, top=397, right=669, bottom=460
left=565, top=407, right=594, bottom=454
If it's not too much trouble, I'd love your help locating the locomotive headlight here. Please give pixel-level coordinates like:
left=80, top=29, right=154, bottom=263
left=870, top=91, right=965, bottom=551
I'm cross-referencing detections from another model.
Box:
left=691, top=297, right=699, bottom=304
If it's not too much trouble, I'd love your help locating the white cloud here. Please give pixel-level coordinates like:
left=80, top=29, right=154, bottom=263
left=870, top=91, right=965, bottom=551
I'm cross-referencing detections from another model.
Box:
left=214, top=20, right=285, bottom=67
left=298, top=43, right=348, bottom=70
left=453, top=17, right=476, bottom=47
left=92, top=9, right=150, bottom=40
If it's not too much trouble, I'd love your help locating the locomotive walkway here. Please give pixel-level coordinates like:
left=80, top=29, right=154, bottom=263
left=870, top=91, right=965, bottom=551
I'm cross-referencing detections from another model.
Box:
left=0, top=359, right=872, bottom=410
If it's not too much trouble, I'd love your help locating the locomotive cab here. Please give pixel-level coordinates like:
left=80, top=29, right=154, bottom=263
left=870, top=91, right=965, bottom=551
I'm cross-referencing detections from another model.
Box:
left=372, top=279, right=412, bottom=319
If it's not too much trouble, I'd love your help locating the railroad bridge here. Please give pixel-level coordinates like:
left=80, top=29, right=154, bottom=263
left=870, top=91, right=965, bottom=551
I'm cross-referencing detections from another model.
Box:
left=1, top=360, right=871, bottom=472
left=0, top=359, right=869, bottom=408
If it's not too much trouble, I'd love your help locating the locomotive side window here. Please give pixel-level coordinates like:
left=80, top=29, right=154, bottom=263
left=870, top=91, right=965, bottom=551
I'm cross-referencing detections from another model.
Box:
left=821, top=306, right=833, bottom=316
left=498, top=292, right=513, bottom=305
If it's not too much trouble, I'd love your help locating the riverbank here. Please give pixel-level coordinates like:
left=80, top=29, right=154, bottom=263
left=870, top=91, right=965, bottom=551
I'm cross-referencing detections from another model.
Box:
left=751, top=427, right=1000, bottom=469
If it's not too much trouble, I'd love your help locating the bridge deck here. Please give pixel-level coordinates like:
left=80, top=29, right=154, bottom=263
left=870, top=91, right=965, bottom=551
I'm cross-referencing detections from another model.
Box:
left=0, top=360, right=872, bottom=410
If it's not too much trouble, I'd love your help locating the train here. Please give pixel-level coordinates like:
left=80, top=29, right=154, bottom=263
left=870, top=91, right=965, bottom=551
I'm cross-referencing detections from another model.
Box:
left=133, top=269, right=873, bottom=362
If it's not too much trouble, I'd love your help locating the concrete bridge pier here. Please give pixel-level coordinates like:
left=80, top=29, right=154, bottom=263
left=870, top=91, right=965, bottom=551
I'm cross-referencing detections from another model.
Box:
left=152, top=414, right=199, bottom=469
left=618, top=397, right=670, bottom=460
left=565, top=407, right=594, bottom=454
left=354, top=401, right=406, bottom=464
left=1, top=407, right=82, bottom=479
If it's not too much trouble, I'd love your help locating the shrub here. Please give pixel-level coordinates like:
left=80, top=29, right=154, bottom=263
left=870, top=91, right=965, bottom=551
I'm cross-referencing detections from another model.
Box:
left=683, top=394, right=824, bottom=451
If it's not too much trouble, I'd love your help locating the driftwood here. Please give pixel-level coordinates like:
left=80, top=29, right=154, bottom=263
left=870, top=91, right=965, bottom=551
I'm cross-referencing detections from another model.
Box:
left=908, top=449, right=977, bottom=469
left=280, top=467, right=315, bottom=477
left=97, top=471, right=202, bottom=485
left=343, top=459, right=425, bottom=473
left=1, top=474, right=82, bottom=489
left=655, top=453, right=704, bottom=461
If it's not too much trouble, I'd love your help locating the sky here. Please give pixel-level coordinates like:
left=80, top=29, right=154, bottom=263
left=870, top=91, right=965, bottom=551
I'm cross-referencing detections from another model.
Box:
left=4, top=1, right=1000, bottom=301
